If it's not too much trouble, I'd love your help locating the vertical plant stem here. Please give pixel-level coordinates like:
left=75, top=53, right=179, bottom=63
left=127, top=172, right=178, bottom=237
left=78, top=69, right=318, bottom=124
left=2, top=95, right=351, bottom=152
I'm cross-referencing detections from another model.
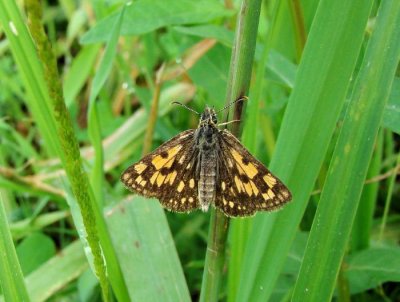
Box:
left=200, top=209, right=230, bottom=302
left=337, top=262, right=351, bottom=302
left=225, top=0, right=262, bottom=116
left=200, top=0, right=262, bottom=301
left=228, top=1, right=281, bottom=300
left=24, top=1, right=119, bottom=300
left=288, top=0, right=307, bottom=61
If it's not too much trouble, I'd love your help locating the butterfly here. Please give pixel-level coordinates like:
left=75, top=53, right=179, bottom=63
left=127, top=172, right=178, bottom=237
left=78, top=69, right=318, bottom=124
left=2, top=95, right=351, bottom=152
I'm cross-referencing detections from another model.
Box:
left=121, top=102, right=292, bottom=217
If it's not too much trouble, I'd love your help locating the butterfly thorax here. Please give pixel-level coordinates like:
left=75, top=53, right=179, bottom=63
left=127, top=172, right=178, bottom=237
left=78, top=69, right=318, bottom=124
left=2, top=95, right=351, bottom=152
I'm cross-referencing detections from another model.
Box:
left=195, top=107, right=220, bottom=211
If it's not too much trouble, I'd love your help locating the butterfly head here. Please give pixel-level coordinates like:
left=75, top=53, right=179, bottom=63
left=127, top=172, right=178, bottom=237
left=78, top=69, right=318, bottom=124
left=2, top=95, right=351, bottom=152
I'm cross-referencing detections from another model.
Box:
left=200, top=106, right=218, bottom=126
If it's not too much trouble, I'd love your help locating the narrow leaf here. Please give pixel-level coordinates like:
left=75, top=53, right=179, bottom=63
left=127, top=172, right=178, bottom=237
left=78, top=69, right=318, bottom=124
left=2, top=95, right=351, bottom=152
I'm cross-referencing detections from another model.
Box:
left=292, top=0, right=400, bottom=300
left=81, top=0, right=234, bottom=44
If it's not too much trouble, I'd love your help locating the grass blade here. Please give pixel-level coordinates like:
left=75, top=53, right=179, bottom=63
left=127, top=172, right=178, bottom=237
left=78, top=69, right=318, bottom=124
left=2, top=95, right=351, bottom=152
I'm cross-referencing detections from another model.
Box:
left=25, top=241, right=88, bottom=302
left=63, top=44, right=101, bottom=107
left=106, top=198, right=191, bottom=301
left=237, top=1, right=374, bottom=300
left=0, top=193, right=30, bottom=302
left=0, top=0, right=61, bottom=157
left=351, top=130, right=383, bottom=251
left=87, top=6, right=125, bottom=206
left=292, top=0, right=400, bottom=300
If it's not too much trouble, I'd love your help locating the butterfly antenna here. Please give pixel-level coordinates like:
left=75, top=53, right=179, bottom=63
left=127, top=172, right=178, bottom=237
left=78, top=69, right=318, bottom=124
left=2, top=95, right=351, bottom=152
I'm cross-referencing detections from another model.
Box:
left=171, top=101, right=200, bottom=115
left=216, top=96, right=248, bottom=114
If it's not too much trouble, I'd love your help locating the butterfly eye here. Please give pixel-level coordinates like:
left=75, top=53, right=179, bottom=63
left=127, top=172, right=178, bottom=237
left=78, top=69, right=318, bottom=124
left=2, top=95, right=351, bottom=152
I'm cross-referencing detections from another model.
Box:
left=212, top=115, right=217, bottom=124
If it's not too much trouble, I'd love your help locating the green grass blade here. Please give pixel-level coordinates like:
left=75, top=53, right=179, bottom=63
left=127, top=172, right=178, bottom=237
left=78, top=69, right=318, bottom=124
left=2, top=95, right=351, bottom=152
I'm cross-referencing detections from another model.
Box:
left=351, top=130, right=383, bottom=251
left=87, top=6, right=125, bottom=206
left=292, top=1, right=400, bottom=300
left=0, top=193, right=30, bottom=302
left=24, top=241, right=88, bottom=302
left=237, top=1, right=374, bottom=301
left=63, top=44, right=101, bottom=107
left=10, top=211, right=69, bottom=241
left=0, top=0, right=61, bottom=157
left=106, top=197, right=191, bottom=301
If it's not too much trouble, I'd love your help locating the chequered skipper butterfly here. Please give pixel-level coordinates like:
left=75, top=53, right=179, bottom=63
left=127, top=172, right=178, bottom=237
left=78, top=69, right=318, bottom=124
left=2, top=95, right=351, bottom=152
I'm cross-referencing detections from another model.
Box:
left=121, top=101, right=291, bottom=217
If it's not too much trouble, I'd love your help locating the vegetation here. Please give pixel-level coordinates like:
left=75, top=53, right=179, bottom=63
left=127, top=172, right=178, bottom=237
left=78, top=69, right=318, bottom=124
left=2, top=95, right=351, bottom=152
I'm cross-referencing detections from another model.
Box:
left=0, top=0, right=399, bottom=301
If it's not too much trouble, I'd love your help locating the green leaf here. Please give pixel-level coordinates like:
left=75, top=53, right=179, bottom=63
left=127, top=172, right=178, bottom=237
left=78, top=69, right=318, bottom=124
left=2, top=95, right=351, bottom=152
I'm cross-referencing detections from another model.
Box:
left=77, top=269, right=100, bottom=302
left=106, top=197, right=191, bottom=301
left=346, top=247, right=400, bottom=293
left=81, top=0, right=234, bottom=44
left=10, top=211, right=69, bottom=241
left=16, top=232, right=55, bottom=275
left=188, top=44, right=231, bottom=102
left=172, top=25, right=234, bottom=46
left=266, top=49, right=297, bottom=89
left=24, top=241, right=88, bottom=302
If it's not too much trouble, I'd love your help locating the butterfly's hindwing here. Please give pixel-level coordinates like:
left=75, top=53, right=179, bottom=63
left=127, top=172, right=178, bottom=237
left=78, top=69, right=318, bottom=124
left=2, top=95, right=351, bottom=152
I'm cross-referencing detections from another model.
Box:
left=121, top=129, right=200, bottom=213
left=214, top=129, right=292, bottom=217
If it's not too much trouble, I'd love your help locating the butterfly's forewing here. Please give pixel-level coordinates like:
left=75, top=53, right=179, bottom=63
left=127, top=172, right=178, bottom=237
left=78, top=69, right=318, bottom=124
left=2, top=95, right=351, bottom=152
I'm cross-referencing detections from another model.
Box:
left=121, top=129, right=200, bottom=213
left=214, top=129, right=292, bottom=217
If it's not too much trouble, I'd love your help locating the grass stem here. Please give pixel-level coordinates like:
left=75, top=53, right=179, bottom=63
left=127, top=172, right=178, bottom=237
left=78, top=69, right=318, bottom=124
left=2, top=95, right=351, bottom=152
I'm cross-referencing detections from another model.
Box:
left=200, top=0, right=262, bottom=301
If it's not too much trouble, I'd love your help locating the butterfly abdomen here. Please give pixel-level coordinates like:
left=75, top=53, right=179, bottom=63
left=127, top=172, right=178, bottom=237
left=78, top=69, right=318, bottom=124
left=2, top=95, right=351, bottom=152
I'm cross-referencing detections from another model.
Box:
left=196, top=123, right=219, bottom=211
left=199, top=150, right=217, bottom=211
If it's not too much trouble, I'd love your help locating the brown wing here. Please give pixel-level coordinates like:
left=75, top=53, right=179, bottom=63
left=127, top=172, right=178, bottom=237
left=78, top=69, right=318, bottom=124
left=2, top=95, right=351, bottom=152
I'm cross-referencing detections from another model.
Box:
left=121, top=129, right=201, bottom=213
left=214, top=129, right=292, bottom=217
